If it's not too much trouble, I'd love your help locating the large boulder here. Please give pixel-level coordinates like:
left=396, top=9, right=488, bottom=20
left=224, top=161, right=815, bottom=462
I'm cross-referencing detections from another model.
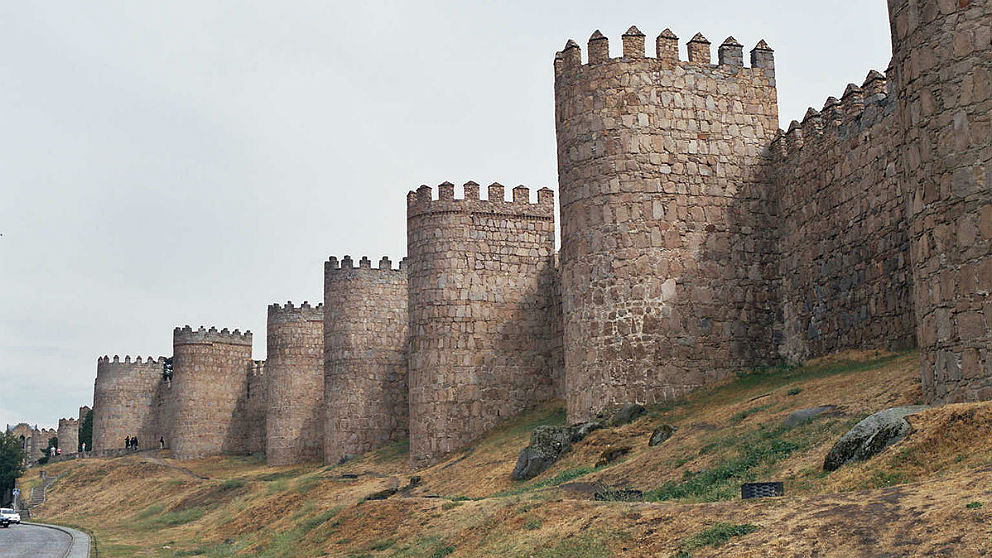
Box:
left=783, top=405, right=838, bottom=428
left=511, top=426, right=572, bottom=481
left=823, top=406, right=927, bottom=471
left=649, top=424, right=677, bottom=446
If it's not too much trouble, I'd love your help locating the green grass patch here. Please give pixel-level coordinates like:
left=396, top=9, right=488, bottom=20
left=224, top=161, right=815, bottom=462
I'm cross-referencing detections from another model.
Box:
left=787, top=387, right=802, bottom=396
left=524, top=518, right=542, bottom=530
left=294, top=476, right=319, bottom=494
left=677, top=523, right=758, bottom=556
left=729, top=404, right=772, bottom=424
left=219, top=478, right=245, bottom=491
left=966, top=501, right=983, bottom=509
left=542, top=529, right=616, bottom=558
left=266, top=478, right=289, bottom=495
left=392, top=534, right=455, bottom=558
left=369, top=538, right=397, bottom=551
left=647, top=425, right=803, bottom=502
left=260, top=507, right=340, bottom=557
left=134, top=506, right=207, bottom=530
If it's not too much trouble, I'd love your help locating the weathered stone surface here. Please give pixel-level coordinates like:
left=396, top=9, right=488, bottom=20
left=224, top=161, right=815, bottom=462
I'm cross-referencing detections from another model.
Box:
left=823, top=405, right=927, bottom=471
left=511, top=426, right=572, bottom=481
left=648, top=424, right=677, bottom=446
left=783, top=405, right=838, bottom=428
left=612, top=404, right=647, bottom=426
left=92, top=355, right=170, bottom=452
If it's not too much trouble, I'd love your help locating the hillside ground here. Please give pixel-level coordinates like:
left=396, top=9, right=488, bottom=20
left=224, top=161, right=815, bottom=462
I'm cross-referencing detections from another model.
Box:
left=24, top=350, right=992, bottom=557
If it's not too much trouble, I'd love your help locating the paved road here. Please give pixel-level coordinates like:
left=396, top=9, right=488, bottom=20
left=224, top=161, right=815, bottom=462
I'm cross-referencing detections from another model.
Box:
left=0, top=522, right=89, bottom=558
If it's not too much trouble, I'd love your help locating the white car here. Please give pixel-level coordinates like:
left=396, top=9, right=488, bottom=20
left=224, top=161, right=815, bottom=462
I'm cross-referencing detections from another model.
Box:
left=0, top=508, right=21, bottom=525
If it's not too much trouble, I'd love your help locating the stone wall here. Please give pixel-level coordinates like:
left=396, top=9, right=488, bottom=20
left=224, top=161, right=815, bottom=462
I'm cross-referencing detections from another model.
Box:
left=324, top=256, right=408, bottom=465
left=171, top=326, right=254, bottom=460
left=92, top=355, right=166, bottom=452
left=887, top=0, right=991, bottom=403
left=57, top=418, right=78, bottom=455
left=407, top=182, right=557, bottom=467
left=554, top=29, right=781, bottom=422
left=773, top=72, right=916, bottom=361
left=266, top=301, right=323, bottom=465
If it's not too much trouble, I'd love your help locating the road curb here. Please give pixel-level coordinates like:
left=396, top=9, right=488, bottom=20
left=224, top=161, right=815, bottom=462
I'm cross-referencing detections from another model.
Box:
left=22, top=521, right=90, bottom=558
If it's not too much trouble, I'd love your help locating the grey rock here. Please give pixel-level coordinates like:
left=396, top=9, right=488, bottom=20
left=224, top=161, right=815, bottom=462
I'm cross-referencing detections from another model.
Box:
left=569, top=421, right=604, bottom=442
left=612, top=403, right=646, bottom=426
left=511, top=425, right=572, bottom=481
left=649, top=424, right=677, bottom=446
left=783, top=405, right=838, bottom=428
left=823, top=405, right=928, bottom=471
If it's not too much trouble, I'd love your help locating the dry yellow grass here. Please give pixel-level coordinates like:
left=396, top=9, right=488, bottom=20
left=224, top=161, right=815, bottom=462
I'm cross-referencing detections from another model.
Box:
left=26, top=350, right=992, bottom=557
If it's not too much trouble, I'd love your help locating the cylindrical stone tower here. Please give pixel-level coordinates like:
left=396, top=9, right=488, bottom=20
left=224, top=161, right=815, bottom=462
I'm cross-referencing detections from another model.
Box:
left=171, top=326, right=253, bottom=460
left=265, top=301, right=324, bottom=466
left=407, top=181, right=557, bottom=468
left=887, top=0, right=991, bottom=402
left=57, top=418, right=79, bottom=455
left=92, top=355, right=166, bottom=451
left=323, top=255, right=408, bottom=465
left=554, top=28, right=781, bottom=422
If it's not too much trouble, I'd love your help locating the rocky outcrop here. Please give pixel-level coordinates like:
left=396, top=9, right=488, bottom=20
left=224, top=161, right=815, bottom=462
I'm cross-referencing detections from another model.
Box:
left=649, top=424, right=676, bottom=446
left=511, top=426, right=572, bottom=481
left=823, top=406, right=927, bottom=471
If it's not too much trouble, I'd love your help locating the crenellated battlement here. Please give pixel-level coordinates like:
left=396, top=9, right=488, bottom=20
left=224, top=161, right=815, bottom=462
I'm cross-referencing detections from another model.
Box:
left=555, top=27, right=774, bottom=77
left=406, top=182, right=554, bottom=220
left=97, top=355, right=167, bottom=365
left=325, top=255, right=406, bottom=272
left=267, top=300, right=324, bottom=323
left=173, top=325, right=252, bottom=346
left=774, top=69, right=893, bottom=158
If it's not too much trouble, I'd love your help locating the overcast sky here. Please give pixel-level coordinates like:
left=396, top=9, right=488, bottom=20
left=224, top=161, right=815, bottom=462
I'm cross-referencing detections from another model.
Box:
left=0, top=1, right=892, bottom=429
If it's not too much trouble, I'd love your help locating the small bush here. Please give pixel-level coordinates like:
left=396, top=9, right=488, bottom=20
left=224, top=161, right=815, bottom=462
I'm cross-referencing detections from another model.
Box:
left=219, top=479, right=245, bottom=491
left=729, top=404, right=772, bottom=424
left=679, top=522, right=758, bottom=555
left=787, top=387, right=802, bottom=396
left=966, top=501, right=983, bottom=509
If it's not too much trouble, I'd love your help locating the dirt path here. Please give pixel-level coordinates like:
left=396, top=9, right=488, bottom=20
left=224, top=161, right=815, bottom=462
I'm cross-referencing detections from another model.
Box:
left=140, top=455, right=209, bottom=480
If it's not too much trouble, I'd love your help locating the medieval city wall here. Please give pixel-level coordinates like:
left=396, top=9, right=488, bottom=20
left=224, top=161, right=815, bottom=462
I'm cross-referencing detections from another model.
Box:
left=266, top=301, right=323, bottom=465
left=407, top=182, right=557, bottom=467
left=229, top=359, right=267, bottom=456
left=171, top=326, right=254, bottom=460
left=57, top=418, right=79, bottom=455
left=887, top=0, right=991, bottom=403
left=92, top=355, right=166, bottom=451
left=772, top=72, right=916, bottom=362
left=324, top=256, right=408, bottom=465
left=554, top=28, right=781, bottom=422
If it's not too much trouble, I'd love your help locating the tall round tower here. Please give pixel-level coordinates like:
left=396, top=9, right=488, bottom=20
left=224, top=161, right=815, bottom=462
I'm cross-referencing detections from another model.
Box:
left=323, top=255, right=408, bottom=465
left=887, top=0, right=991, bottom=402
left=407, top=182, right=557, bottom=468
left=171, top=326, right=253, bottom=460
left=554, top=28, right=781, bottom=421
left=265, top=301, right=324, bottom=466
left=92, top=355, right=167, bottom=451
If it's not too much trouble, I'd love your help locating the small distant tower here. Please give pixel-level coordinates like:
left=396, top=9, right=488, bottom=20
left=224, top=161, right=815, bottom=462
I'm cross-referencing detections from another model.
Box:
left=323, top=256, right=408, bottom=465
left=554, top=29, right=780, bottom=421
left=265, top=301, right=324, bottom=466
left=170, top=326, right=253, bottom=460
left=57, top=418, right=79, bottom=455
left=406, top=182, right=558, bottom=468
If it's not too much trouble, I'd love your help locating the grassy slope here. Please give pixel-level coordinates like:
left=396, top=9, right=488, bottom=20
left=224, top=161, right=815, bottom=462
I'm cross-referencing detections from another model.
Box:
left=27, top=350, right=992, bottom=557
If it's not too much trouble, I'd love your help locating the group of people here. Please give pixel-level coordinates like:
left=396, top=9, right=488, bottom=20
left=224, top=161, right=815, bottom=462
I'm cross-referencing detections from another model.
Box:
left=124, top=435, right=140, bottom=450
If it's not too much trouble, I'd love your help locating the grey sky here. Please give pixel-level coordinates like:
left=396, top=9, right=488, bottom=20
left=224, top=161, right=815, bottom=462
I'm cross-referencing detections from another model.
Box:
left=0, top=1, right=892, bottom=429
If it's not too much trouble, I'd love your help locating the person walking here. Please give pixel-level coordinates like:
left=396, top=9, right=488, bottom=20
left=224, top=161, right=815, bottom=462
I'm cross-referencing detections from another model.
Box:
left=159, top=437, right=165, bottom=449
left=124, top=436, right=130, bottom=449
left=132, top=436, right=139, bottom=450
